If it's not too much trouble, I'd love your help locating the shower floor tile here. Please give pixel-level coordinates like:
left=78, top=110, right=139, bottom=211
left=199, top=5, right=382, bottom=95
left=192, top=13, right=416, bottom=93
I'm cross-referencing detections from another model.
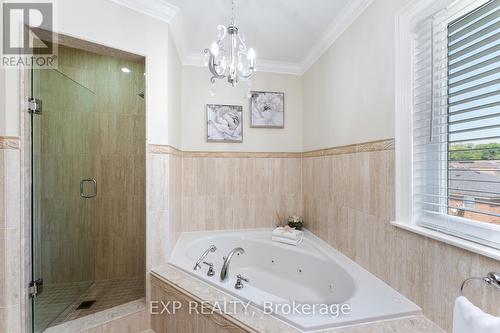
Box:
left=35, top=277, right=144, bottom=332
left=35, top=281, right=93, bottom=333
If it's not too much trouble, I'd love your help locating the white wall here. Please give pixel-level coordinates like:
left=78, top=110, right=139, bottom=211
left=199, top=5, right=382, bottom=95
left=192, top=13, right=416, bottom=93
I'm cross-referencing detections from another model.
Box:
left=302, top=0, right=410, bottom=151
left=0, top=0, right=413, bottom=150
left=0, top=0, right=172, bottom=145
left=181, top=66, right=303, bottom=152
left=167, top=31, right=182, bottom=148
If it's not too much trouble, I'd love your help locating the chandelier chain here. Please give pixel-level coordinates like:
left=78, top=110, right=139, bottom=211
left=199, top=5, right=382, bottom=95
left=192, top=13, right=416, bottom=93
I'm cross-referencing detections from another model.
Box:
left=231, top=0, right=235, bottom=26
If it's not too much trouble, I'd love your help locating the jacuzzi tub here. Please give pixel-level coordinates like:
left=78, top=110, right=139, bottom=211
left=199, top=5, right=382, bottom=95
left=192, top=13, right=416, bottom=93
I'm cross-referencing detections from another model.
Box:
left=168, top=229, right=420, bottom=331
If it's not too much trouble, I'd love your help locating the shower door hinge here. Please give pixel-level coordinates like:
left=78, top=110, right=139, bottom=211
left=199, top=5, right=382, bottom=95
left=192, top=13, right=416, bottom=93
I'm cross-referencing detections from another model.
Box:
left=29, top=278, right=43, bottom=298
left=27, top=98, right=42, bottom=114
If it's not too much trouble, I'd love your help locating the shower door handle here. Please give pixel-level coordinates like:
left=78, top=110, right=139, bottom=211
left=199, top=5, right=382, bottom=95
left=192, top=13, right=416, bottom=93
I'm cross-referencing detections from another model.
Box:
left=80, top=178, right=97, bottom=198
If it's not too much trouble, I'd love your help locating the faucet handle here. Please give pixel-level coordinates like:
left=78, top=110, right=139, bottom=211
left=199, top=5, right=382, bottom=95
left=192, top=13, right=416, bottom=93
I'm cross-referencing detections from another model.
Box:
left=235, top=274, right=249, bottom=289
left=237, top=274, right=249, bottom=282
left=203, top=262, right=215, bottom=277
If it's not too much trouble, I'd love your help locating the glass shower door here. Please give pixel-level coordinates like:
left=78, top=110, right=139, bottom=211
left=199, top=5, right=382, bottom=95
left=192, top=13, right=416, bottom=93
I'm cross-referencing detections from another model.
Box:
left=31, top=67, right=97, bottom=332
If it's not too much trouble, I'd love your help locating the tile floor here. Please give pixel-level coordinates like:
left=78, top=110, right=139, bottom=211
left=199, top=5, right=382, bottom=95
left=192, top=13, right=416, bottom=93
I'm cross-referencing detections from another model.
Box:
left=34, top=277, right=144, bottom=332
left=34, top=281, right=93, bottom=332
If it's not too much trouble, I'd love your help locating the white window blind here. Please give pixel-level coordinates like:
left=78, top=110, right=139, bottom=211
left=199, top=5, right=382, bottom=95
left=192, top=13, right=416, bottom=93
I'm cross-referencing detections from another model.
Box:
left=412, top=0, right=500, bottom=249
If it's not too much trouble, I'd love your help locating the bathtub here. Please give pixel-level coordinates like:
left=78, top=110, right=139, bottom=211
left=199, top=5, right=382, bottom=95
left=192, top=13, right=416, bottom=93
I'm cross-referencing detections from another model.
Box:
left=168, top=229, right=420, bottom=331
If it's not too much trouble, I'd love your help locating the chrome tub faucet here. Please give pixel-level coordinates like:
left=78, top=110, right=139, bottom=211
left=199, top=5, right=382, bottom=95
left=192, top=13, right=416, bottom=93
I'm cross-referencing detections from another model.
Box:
left=194, top=245, right=217, bottom=270
left=220, top=247, right=245, bottom=281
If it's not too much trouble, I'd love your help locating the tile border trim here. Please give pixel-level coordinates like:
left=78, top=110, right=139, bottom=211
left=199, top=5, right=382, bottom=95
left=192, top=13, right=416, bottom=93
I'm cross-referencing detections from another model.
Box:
left=0, top=136, right=20, bottom=150
left=147, top=144, right=302, bottom=158
left=147, top=139, right=395, bottom=158
left=302, top=138, right=395, bottom=157
left=148, top=144, right=183, bottom=156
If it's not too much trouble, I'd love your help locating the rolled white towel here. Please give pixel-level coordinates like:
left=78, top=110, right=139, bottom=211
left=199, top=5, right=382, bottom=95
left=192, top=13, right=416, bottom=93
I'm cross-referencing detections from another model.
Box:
left=272, top=227, right=303, bottom=242
left=453, top=296, right=500, bottom=333
left=271, top=236, right=303, bottom=246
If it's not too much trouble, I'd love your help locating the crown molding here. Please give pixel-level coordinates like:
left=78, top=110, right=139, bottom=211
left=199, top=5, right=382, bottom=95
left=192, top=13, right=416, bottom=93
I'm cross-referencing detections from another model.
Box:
left=109, top=0, right=373, bottom=75
left=108, top=0, right=179, bottom=23
left=256, top=60, right=304, bottom=75
left=168, top=12, right=189, bottom=62
left=300, top=0, right=374, bottom=73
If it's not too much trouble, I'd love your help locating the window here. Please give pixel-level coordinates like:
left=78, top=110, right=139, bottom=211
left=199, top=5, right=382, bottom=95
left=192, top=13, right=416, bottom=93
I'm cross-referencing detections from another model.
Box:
left=447, top=1, right=500, bottom=224
left=395, top=0, right=500, bottom=253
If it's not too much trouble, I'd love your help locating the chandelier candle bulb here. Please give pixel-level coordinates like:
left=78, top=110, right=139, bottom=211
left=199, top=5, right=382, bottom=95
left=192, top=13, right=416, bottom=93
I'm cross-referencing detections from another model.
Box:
left=210, top=42, right=219, bottom=57
left=248, top=48, right=256, bottom=68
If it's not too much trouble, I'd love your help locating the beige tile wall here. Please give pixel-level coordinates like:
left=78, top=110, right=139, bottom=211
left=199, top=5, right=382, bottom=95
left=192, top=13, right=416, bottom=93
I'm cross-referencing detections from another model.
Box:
left=302, top=141, right=500, bottom=332
left=179, top=155, right=302, bottom=232
left=145, top=150, right=177, bottom=330
left=146, top=152, right=172, bottom=270
left=156, top=138, right=499, bottom=332
left=168, top=152, right=182, bottom=238
left=3, top=128, right=495, bottom=333
left=0, top=138, right=22, bottom=333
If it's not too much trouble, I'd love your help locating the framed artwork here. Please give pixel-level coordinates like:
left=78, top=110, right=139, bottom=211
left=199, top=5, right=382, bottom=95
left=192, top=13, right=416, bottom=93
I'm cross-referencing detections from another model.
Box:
left=250, top=91, right=285, bottom=128
left=206, top=104, right=243, bottom=142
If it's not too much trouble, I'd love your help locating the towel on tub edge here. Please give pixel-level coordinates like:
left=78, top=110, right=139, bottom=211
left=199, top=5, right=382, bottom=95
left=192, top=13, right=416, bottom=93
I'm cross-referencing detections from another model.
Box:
left=271, top=227, right=304, bottom=246
left=453, top=296, right=500, bottom=333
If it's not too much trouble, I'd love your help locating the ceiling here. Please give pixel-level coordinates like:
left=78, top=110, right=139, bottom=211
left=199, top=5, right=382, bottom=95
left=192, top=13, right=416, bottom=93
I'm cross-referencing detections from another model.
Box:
left=109, top=0, right=373, bottom=74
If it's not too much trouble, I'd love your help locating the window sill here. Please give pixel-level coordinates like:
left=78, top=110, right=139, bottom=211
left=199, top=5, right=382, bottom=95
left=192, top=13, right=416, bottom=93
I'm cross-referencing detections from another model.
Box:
left=391, top=221, right=500, bottom=261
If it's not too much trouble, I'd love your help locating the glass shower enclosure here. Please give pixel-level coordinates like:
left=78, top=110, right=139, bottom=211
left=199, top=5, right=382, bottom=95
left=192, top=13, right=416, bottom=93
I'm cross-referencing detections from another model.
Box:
left=30, top=42, right=147, bottom=332
left=31, top=67, right=97, bottom=332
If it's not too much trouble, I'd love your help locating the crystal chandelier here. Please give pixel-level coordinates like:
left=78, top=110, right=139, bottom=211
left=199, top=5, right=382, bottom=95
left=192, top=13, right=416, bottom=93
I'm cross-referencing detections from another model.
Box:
left=203, top=0, right=256, bottom=93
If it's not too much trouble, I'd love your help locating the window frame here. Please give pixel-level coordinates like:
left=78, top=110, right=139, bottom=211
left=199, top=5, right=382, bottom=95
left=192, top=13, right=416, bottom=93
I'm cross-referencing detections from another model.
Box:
left=393, top=0, right=500, bottom=260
